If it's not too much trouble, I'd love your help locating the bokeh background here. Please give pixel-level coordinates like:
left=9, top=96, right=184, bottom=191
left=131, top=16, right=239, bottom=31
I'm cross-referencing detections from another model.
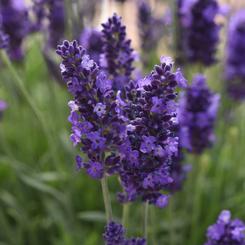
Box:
left=0, top=0, right=245, bottom=244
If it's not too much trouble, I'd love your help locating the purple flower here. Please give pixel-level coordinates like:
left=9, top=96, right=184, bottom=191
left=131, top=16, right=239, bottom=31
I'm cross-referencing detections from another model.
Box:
left=101, top=14, right=135, bottom=90
left=140, top=136, right=156, bottom=153
left=86, top=131, right=106, bottom=150
left=79, top=28, right=103, bottom=64
left=155, top=194, right=169, bottom=208
left=137, top=0, right=165, bottom=66
left=32, top=0, right=65, bottom=48
left=177, top=0, right=220, bottom=66
left=0, top=100, right=7, bottom=120
left=0, top=0, right=30, bottom=60
left=86, top=161, right=104, bottom=179
left=117, top=57, right=187, bottom=207
left=225, top=10, right=245, bottom=100
left=57, top=40, right=122, bottom=179
left=204, top=210, right=245, bottom=245
left=103, top=221, right=146, bottom=245
left=179, top=74, right=219, bottom=154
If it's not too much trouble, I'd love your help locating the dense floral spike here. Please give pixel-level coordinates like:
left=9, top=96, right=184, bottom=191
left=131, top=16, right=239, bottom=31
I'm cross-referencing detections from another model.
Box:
left=103, top=221, right=146, bottom=245
left=137, top=0, right=165, bottom=59
left=177, top=0, right=220, bottom=66
left=0, top=100, right=7, bottom=120
left=57, top=40, right=122, bottom=179
left=225, top=10, right=245, bottom=100
left=32, top=0, right=65, bottom=48
left=101, top=14, right=135, bottom=90
left=0, top=0, right=30, bottom=60
left=117, top=57, right=187, bottom=207
left=204, top=210, right=245, bottom=245
left=179, top=74, right=219, bottom=154
left=79, top=28, right=103, bottom=64
left=0, top=16, right=9, bottom=49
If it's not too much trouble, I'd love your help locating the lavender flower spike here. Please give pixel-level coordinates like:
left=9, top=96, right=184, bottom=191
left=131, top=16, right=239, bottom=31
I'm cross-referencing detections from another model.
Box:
left=117, top=56, right=187, bottom=207
left=225, top=10, right=245, bottom=100
left=179, top=74, right=220, bottom=154
left=101, top=14, right=135, bottom=90
left=57, top=40, right=121, bottom=179
left=178, top=0, right=220, bottom=66
left=0, top=0, right=30, bottom=60
left=0, top=100, right=8, bottom=120
left=204, top=210, right=245, bottom=245
left=103, top=221, right=146, bottom=245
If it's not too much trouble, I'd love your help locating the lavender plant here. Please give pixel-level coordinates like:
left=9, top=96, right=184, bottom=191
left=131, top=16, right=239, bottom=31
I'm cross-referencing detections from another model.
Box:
left=100, top=14, right=135, bottom=90
left=117, top=57, right=187, bottom=207
left=177, top=0, right=220, bottom=66
left=204, top=210, right=245, bottom=245
left=0, top=0, right=30, bottom=61
left=179, top=74, right=220, bottom=154
left=32, top=0, right=65, bottom=48
left=103, top=221, right=146, bottom=245
left=225, top=10, right=245, bottom=100
left=79, top=28, right=103, bottom=64
left=137, top=0, right=165, bottom=67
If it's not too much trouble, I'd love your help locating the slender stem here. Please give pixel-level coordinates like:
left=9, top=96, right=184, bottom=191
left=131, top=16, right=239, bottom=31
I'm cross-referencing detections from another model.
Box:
left=122, top=203, right=130, bottom=229
left=101, top=177, right=113, bottom=222
left=144, top=201, right=149, bottom=240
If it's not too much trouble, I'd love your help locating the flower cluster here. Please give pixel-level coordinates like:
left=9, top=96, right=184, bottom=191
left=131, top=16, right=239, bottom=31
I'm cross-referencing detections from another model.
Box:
left=179, top=74, right=219, bottom=154
left=0, top=16, right=8, bottom=50
left=32, top=0, right=65, bottom=48
left=178, top=0, right=220, bottom=66
left=56, top=40, right=122, bottom=179
left=0, top=100, right=7, bottom=120
left=79, top=28, right=103, bottom=64
left=204, top=210, right=245, bottom=245
left=0, top=0, right=30, bottom=60
left=117, top=57, right=187, bottom=207
left=101, top=14, right=135, bottom=90
left=225, top=10, right=245, bottom=100
left=137, top=0, right=165, bottom=57
left=103, top=221, right=146, bottom=245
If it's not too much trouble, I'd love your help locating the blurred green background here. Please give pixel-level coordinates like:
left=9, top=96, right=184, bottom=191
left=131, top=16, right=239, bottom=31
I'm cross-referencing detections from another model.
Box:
left=0, top=1, right=245, bottom=245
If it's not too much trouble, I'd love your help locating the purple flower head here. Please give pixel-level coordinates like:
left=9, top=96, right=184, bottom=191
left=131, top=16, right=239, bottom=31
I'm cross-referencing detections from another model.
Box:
left=225, top=10, right=245, bottom=100
left=32, top=0, right=65, bottom=48
left=204, top=210, right=245, bottom=245
left=103, top=221, right=146, bottom=245
left=177, top=0, right=220, bottom=66
left=137, top=0, right=165, bottom=66
left=179, top=74, right=219, bottom=154
left=101, top=14, right=135, bottom=90
left=179, top=74, right=220, bottom=154
left=0, top=16, right=9, bottom=49
left=57, top=40, right=123, bottom=179
left=0, top=100, right=8, bottom=120
left=79, top=28, right=103, bottom=64
left=117, top=56, right=187, bottom=207
left=0, top=0, right=30, bottom=60
left=103, top=221, right=125, bottom=245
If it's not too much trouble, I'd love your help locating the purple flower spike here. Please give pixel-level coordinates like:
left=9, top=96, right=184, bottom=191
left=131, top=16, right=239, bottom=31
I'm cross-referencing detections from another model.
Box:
left=79, top=28, right=103, bottom=64
left=101, top=14, right=135, bottom=90
left=225, top=10, right=245, bottom=100
left=179, top=74, right=220, bottom=154
left=177, top=0, right=220, bottom=66
left=137, top=0, right=165, bottom=64
left=117, top=57, right=187, bottom=207
left=0, top=0, right=30, bottom=60
left=57, top=40, right=122, bottom=179
left=103, top=221, right=146, bottom=245
left=204, top=210, right=245, bottom=245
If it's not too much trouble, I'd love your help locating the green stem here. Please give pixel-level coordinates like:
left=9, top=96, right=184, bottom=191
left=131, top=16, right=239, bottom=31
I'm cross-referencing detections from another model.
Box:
left=144, top=201, right=149, bottom=241
left=0, top=51, right=58, bottom=165
left=101, top=177, right=113, bottom=222
left=122, top=203, right=130, bottom=229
